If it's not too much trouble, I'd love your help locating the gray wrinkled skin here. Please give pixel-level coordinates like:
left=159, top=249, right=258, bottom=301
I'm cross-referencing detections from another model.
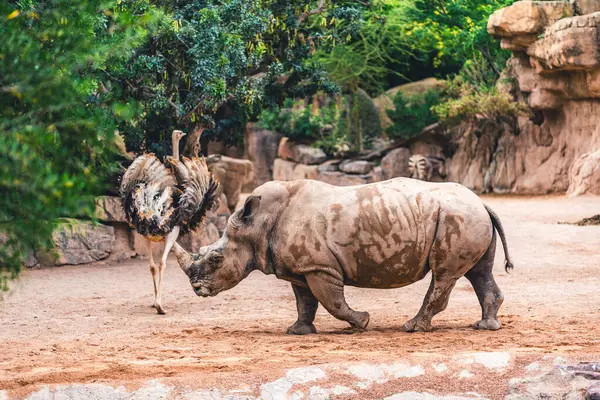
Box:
left=174, top=178, right=513, bottom=334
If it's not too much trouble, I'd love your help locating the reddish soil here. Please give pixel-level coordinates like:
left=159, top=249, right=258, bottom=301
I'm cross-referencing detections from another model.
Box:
left=1, top=195, right=600, bottom=399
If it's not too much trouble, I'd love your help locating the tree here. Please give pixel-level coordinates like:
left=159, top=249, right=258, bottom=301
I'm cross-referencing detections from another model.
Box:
left=0, top=0, right=148, bottom=289
left=105, top=0, right=372, bottom=156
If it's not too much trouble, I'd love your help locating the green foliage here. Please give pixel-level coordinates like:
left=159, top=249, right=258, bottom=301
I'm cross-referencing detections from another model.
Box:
left=259, top=90, right=380, bottom=154
left=319, top=0, right=514, bottom=97
left=0, top=0, right=147, bottom=289
left=344, top=89, right=381, bottom=149
left=386, top=90, right=442, bottom=140
left=433, top=80, right=530, bottom=126
left=107, top=0, right=372, bottom=154
left=258, top=100, right=338, bottom=143
left=317, top=2, right=413, bottom=94
left=432, top=55, right=531, bottom=126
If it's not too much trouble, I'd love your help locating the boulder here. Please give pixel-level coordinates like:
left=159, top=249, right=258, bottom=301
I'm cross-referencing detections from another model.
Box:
left=506, top=363, right=600, bottom=400
left=0, top=232, right=39, bottom=268
left=206, top=155, right=254, bottom=212
left=528, top=89, right=565, bottom=110
left=339, top=160, right=375, bottom=175
left=487, top=1, right=572, bottom=37
left=369, top=166, right=384, bottom=183
left=179, top=220, right=221, bottom=252
left=207, top=140, right=244, bottom=159
left=294, top=163, right=319, bottom=180
left=316, top=171, right=371, bottom=186
left=573, top=0, right=600, bottom=14
left=567, top=150, right=600, bottom=196
left=381, top=148, right=412, bottom=180
left=35, top=219, right=115, bottom=266
left=409, top=140, right=445, bottom=159
left=273, top=159, right=318, bottom=181
left=107, top=223, right=136, bottom=262
left=273, top=158, right=297, bottom=181
left=318, top=160, right=341, bottom=172
left=244, top=123, right=282, bottom=191
left=95, top=196, right=126, bottom=223
left=277, top=138, right=328, bottom=165
left=528, top=12, right=600, bottom=72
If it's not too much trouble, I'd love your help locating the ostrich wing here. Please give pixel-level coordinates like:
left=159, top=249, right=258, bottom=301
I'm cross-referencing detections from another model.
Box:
left=119, top=154, right=179, bottom=240
left=168, top=156, right=220, bottom=233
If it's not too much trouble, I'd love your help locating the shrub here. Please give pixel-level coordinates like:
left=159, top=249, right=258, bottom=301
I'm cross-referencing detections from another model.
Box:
left=386, top=90, right=443, bottom=140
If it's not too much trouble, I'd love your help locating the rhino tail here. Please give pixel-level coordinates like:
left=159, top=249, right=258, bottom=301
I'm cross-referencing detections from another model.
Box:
left=484, top=204, right=515, bottom=273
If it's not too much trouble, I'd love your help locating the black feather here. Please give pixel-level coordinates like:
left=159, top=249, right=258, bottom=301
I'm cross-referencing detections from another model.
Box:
left=182, top=175, right=220, bottom=233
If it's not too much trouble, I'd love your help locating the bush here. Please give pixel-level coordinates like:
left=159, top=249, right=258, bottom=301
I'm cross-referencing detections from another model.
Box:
left=343, top=89, right=381, bottom=150
left=258, top=100, right=338, bottom=142
left=433, top=84, right=530, bottom=126
left=386, top=90, right=443, bottom=140
left=0, top=0, right=146, bottom=289
left=432, top=57, right=531, bottom=126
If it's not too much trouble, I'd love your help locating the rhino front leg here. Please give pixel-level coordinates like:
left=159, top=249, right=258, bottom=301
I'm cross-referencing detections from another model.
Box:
left=305, top=272, right=370, bottom=330
left=287, top=284, right=319, bottom=335
left=403, top=275, right=458, bottom=332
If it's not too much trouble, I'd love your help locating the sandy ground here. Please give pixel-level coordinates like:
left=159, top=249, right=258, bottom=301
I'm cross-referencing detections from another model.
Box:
left=1, top=195, right=600, bottom=399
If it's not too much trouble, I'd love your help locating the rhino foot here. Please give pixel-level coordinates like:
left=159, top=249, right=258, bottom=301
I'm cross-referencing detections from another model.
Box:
left=473, top=319, right=501, bottom=330
left=286, top=322, right=317, bottom=335
left=403, top=318, right=433, bottom=333
left=349, top=311, right=370, bottom=331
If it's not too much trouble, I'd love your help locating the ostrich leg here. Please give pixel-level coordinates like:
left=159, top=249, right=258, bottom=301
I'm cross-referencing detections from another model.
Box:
left=147, top=239, right=159, bottom=309
left=155, top=226, right=181, bottom=315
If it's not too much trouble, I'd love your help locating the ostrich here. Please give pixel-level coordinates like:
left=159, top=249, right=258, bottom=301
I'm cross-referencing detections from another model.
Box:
left=119, top=130, right=219, bottom=314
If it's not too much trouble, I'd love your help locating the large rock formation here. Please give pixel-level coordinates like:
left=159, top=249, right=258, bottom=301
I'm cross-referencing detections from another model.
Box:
left=244, top=123, right=282, bottom=191
left=206, top=154, right=254, bottom=211
left=35, top=219, right=115, bottom=266
left=277, top=138, right=328, bottom=165
left=448, top=1, right=600, bottom=194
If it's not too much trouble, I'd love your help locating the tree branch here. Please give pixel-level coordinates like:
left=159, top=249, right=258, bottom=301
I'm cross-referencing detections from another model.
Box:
left=297, top=0, right=326, bottom=25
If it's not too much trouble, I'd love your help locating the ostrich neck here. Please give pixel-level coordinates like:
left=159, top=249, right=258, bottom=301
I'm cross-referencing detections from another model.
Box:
left=172, top=137, right=180, bottom=160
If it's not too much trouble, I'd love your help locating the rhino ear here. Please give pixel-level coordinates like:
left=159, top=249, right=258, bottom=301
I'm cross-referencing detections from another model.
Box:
left=241, top=195, right=261, bottom=223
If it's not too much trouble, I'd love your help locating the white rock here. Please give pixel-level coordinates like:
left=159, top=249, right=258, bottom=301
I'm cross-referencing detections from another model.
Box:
left=307, top=385, right=356, bottom=399
left=459, top=352, right=511, bottom=371
left=385, top=392, right=486, bottom=400
left=347, top=364, right=388, bottom=385
left=525, top=362, right=541, bottom=373
left=458, top=370, right=474, bottom=379
left=260, top=367, right=327, bottom=400
left=386, top=363, right=425, bottom=378
left=434, top=363, right=449, bottom=373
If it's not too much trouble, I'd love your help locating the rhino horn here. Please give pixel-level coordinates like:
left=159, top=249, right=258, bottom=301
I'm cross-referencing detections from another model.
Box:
left=172, top=242, right=193, bottom=273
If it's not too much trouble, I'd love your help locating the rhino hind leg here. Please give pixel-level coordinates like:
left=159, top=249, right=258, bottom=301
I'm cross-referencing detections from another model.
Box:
left=287, top=284, right=319, bottom=335
left=465, top=232, right=504, bottom=330
left=305, top=272, right=370, bottom=331
left=403, top=275, right=459, bottom=332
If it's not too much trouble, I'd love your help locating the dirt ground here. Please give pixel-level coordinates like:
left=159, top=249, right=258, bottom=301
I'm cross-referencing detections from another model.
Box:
left=1, top=195, right=600, bottom=399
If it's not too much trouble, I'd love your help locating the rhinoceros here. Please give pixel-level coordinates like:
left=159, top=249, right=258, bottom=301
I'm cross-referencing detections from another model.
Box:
left=173, top=178, right=514, bottom=334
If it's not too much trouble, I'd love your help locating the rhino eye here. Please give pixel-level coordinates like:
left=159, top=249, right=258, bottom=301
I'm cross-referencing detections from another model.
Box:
left=209, top=252, right=224, bottom=266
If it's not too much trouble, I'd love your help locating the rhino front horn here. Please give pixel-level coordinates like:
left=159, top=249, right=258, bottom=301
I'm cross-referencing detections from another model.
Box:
left=172, top=242, right=193, bottom=273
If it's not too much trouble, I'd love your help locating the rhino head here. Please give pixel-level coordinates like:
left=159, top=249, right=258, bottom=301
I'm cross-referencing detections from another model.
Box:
left=173, top=195, right=267, bottom=297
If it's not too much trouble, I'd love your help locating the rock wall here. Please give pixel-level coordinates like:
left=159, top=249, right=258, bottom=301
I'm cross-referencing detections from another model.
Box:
left=450, top=1, right=600, bottom=195
left=244, top=123, right=282, bottom=191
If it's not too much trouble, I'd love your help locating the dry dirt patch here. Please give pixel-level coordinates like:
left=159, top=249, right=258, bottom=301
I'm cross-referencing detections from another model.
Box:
left=1, top=195, right=600, bottom=399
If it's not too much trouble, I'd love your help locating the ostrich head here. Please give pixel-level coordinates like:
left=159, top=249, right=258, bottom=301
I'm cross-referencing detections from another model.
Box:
left=172, top=130, right=186, bottom=159
left=172, top=130, right=186, bottom=143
